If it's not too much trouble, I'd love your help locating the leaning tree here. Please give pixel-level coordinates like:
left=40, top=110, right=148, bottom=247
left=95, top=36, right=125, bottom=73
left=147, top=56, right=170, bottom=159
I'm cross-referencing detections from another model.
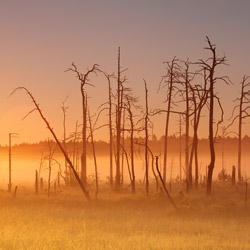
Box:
left=11, top=87, right=91, bottom=201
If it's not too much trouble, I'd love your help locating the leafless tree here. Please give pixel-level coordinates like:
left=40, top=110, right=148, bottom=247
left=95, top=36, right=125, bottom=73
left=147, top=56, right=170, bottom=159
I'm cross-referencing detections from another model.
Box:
left=159, top=57, right=181, bottom=184
left=115, top=47, right=127, bottom=189
left=155, top=156, right=178, bottom=211
left=66, top=63, right=99, bottom=186
left=8, top=133, right=18, bottom=192
left=226, top=76, right=250, bottom=182
left=144, top=80, right=150, bottom=195
left=198, top=36, right=230, bottom=195
left=88, top=108, right=99, bottom=198
left=125, top=95, right=136, bottom=192
left=188, top=70, right=208, bottom=189
left=103, top=72, right=115, bottom=187
left=11, top=87, right=91, bottom=201
left=61, top=96, right=69, bottom=184
left=46, top=138, right=56, bottom=197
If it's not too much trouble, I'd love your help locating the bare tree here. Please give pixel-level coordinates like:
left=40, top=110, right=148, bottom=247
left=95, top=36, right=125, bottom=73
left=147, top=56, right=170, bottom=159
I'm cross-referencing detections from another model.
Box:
left=198, top=37, right=229, bottom=195
left=226, top=76, right=250, bottom=182
left=88, top=108, right=99, bottom=198
left=125, top=95, right=136, bottom=193
left=188, top=70, right=208, bottom=189
left=11, top=87, right=91, bottom=201
left=178, top=114, right=184, bottom=184
left=159, top=57, right=181, bottom=183
left=46, top=138, right=56, bottom=197
left=61, top=96, right=69, bottom=184
left=115, top=47, right=127, bottom=189
left=66, top=63, right=99, bottom=186
left=144, top=80, right=149, bottom=195
left=103, top=72, right=114, bottom=187
left=8, top=133, right=18, bottom=192
left=155, top=156, right=178, bottom=211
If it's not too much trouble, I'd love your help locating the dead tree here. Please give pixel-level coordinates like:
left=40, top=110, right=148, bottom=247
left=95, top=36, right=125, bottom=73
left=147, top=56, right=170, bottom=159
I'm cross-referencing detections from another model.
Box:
left=125, top=96, right=136, bottom=192
left=61, top=97, right=69, bottom=184
left=188, top=70, right=208, bottom=189
left=178, top=114, right=182, bottom=183
left=103, top=72, right=114, bottom=187
left=226, top=76, right=250, bottom=182
left=121, top=106, right=126, bottom=185
left=134, top=139, right=158, bottom=192
left=88, top=109, right=99, bottom=198
left=198, top=37, right=229, bottom=195
left=66, top=63, right=99, bottom=186
left=144, top=80, right=149, bottom=195
left=159, top=57, right=181, bottom=183
left=155, top=156, right=178, bottom=211
left=35, top=170, right=38, bottom=194
left=47, top=139, right=56, bottom=198
left=8, top=133, right=18, bottom=192
left=11, top=87, right=91, bottom=201
left=115, top=47, right=127, bottom=189
left=178, top=60, right=194, bottom=192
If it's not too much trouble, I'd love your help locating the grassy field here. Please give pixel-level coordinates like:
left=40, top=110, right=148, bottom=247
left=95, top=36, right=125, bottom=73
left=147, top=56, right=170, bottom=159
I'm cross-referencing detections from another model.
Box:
left=0, top=182, right=250, bottom=250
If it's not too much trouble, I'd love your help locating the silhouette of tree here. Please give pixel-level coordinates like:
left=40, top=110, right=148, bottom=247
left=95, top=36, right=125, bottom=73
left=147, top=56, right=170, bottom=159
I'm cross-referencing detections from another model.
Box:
left=11, top=87, right=91, bottom=201
left=226, top=76, right=250, bottom=182
left=66, top=63, right=99, bottom=186
left=198, top=37, right=230, bottom=195
left=115, top=47, right=127, bottom=189
left=159, top=57, right=181, bottom=184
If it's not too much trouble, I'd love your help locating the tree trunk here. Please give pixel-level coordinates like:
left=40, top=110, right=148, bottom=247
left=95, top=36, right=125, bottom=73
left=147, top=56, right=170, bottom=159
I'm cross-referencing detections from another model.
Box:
left=207, top=74, right=215, bottom=196
left=88, top=109, right=99, bottom=198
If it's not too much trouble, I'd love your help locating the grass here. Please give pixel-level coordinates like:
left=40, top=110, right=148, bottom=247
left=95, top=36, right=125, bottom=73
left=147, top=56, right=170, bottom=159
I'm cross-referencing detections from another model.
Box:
left=0, top=182, right=250, bottom=250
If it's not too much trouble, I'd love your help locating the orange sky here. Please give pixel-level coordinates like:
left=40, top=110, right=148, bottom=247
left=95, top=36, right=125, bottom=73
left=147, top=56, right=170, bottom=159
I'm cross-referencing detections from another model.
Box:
left=0, top=0, right=250, bottom=145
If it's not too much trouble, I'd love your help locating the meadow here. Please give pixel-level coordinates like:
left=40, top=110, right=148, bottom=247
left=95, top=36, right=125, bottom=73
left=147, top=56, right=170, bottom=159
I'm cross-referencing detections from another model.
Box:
left=0, top=182, right=250, bottom=250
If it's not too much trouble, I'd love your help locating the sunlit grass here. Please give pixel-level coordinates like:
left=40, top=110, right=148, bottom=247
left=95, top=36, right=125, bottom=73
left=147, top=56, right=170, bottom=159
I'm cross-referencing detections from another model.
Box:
left=0, top=183, right=250, bottom=250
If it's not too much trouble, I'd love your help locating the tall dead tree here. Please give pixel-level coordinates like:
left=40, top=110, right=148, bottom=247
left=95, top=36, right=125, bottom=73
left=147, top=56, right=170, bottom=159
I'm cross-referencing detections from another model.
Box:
left=125, top=95, right=137, bottom=193
left=88, top=108, right=99, bottom=198
left=61, top=97, right=69, bottom=184
left=179, top=60, right=194, bottom=192
left=115, top=47, right=127, bottom=189
left=159, top=57, right=180, bottom=183
left=11, top=87, right=91, bottom=201
left=66, top=63, right=99, bottom=186
left=178, top=114, right=183, bottom=183
left=144, top=80, right=149, bottom=195
left=103, top=72, right=114, bottom=187
left=198, top=37, right=229, bottom=195
left=226, top=76, right=250, bottom=182
left=188, top=70, right=208, bottom=189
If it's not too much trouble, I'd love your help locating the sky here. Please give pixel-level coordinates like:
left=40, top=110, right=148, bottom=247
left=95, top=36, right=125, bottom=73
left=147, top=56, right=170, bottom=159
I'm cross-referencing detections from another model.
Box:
left=0, top=0, right=250, bottom=145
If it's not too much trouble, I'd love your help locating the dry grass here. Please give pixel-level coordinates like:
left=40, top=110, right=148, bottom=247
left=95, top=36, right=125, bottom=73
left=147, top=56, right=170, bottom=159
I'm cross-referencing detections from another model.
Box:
left=0, top=182, right=250, bottom=250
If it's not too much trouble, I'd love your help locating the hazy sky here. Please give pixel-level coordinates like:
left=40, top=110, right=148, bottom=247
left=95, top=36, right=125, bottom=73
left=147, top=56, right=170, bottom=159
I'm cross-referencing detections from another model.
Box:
left=0, top=0, right=250, bottom=145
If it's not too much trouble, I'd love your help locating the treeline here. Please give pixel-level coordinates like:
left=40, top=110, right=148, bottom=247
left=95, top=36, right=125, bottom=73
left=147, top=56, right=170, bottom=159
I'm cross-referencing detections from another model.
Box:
left=2, top=135, right=250, bottom=157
